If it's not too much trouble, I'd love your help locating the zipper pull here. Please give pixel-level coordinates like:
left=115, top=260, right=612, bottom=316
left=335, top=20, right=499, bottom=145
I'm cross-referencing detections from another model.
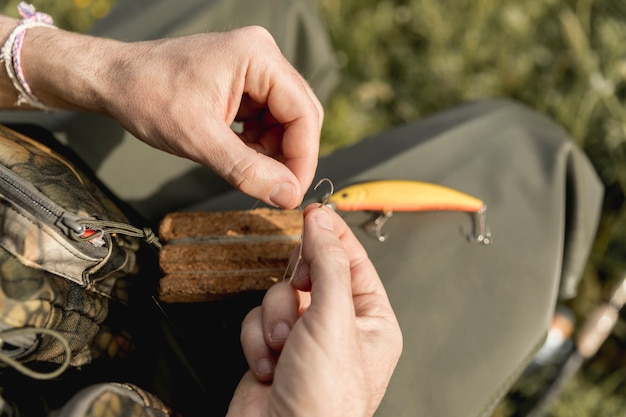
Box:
left=57, top=214, right=86, bottom=236
left=58, top=215, right=107, bottom=247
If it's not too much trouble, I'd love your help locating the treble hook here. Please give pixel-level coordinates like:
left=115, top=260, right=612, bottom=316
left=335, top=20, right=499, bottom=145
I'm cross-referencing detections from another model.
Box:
left=469, top=205, right=491, bottom=245
left=314, top=178, right=334, bottom=207
left=363, top=210, right=394, bottom=242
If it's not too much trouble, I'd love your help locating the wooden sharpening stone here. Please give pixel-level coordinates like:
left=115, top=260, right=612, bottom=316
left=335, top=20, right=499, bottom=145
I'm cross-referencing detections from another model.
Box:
left=157, top=208, right=303, bottom=303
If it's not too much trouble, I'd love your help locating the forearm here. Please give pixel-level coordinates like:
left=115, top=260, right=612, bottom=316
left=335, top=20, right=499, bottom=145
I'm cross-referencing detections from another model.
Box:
left=0, top=14, right=122, bottom=113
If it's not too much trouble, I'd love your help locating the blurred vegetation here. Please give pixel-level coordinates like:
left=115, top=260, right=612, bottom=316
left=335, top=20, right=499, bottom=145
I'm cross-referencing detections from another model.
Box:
left=1, top=0, right=113, bottom=32
left=2, top=0, right=625, bottom=416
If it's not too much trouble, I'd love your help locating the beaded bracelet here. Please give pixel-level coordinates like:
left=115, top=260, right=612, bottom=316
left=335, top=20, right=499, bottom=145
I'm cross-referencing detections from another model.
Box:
left=1, top=2, right=57, bottom=111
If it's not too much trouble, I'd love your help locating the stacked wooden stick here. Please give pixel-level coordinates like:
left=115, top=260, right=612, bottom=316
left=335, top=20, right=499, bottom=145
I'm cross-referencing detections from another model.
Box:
left=157, top=208, right=302, bottom=303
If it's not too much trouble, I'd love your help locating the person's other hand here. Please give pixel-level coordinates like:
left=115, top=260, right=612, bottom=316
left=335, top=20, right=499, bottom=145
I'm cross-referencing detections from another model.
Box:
left=104, top=27, right=322, bottom=208
left=229, top=204, right=403, bottom=417
left=23, top=26, right=322, bottom=209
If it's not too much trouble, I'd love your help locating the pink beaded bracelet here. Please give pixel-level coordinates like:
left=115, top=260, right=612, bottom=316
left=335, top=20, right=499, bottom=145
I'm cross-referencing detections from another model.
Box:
left=1, top=2, right=57, bottom=111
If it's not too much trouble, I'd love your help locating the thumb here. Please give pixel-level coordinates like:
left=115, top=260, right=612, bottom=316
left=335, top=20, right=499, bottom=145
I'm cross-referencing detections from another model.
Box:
left=202, top=124, right=302, bottom=208
left=301, top=206, right=355, bottom=318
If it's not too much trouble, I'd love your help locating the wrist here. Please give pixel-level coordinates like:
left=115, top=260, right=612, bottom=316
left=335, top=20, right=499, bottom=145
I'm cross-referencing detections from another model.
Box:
left=0, top=3, right=59, bottom=111
left=20, top=25, right=125, bottom=114
left=0, top=15, right=19, bottom=106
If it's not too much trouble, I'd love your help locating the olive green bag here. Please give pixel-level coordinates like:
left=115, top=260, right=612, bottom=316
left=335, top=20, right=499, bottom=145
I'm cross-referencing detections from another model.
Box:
left=0, top=124, right=159, bottom=379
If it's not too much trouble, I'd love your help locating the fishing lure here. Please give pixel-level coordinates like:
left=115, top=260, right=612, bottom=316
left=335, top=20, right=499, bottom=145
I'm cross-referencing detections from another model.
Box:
left=326, top=179, right=491, bottom=244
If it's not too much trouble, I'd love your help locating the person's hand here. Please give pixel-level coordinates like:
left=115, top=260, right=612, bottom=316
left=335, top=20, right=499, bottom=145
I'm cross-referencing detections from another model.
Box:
left=16, top=25, right=323, bottom=209
left=97, top=27, right=323, bottom=209
left=228, top=204, right=403, bottom=417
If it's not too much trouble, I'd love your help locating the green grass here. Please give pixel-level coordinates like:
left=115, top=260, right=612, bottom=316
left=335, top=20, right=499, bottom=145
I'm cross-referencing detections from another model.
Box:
left=3, top=0, right=626, bottom=415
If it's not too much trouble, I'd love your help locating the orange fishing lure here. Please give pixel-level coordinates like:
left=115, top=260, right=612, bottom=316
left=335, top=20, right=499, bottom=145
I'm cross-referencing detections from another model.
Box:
left=327, top=180, right=484, bottom=213
left=326, top=180, right=490, bottom=244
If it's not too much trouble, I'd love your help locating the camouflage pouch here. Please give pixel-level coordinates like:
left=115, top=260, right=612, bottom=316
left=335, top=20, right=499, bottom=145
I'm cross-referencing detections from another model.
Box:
left=0, top=124, right=160, bottom=379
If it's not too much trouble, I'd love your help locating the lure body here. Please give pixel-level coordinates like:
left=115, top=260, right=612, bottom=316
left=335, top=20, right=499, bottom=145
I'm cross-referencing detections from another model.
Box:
left=328, top=180, right=484, bottom=213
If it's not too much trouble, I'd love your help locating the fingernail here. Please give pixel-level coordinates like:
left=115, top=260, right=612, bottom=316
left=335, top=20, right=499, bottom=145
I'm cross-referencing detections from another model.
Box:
left=269, top=182, right=296, bottom=208
left=257, top=358, right=274, bottom=376
left=270, top=321, right=291, bottom=342
left=314, top=209, right=333, bottom=231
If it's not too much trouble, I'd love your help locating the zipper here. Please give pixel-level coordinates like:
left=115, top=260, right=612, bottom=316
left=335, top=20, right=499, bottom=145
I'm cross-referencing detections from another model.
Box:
left=0, top=128, right=159, bottom=292
left=0, top=163, right=89, bottom=238
left=0, top=163, right=161, bottom=251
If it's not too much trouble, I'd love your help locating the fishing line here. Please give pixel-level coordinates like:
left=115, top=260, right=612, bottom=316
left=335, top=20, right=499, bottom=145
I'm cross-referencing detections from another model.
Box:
left=283, top=178, right=334, bottom=282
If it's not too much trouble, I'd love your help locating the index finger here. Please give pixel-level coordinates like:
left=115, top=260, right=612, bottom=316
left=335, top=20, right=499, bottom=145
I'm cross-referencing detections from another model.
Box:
left=300, top=204, right=390, bottom=314
left=244, top=29, right=323, bottom=199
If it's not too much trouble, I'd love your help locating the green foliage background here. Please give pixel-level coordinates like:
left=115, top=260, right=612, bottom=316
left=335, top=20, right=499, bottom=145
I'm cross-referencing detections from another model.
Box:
left=2, top=0, right=625, bottom=416
left=2, top=0, right=112, bottom=32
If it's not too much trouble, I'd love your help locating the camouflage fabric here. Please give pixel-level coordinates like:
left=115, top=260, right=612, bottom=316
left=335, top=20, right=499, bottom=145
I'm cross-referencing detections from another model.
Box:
left=56, top=383, right=176, bottom=417
left=0, top=124, right=145, bottom=372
